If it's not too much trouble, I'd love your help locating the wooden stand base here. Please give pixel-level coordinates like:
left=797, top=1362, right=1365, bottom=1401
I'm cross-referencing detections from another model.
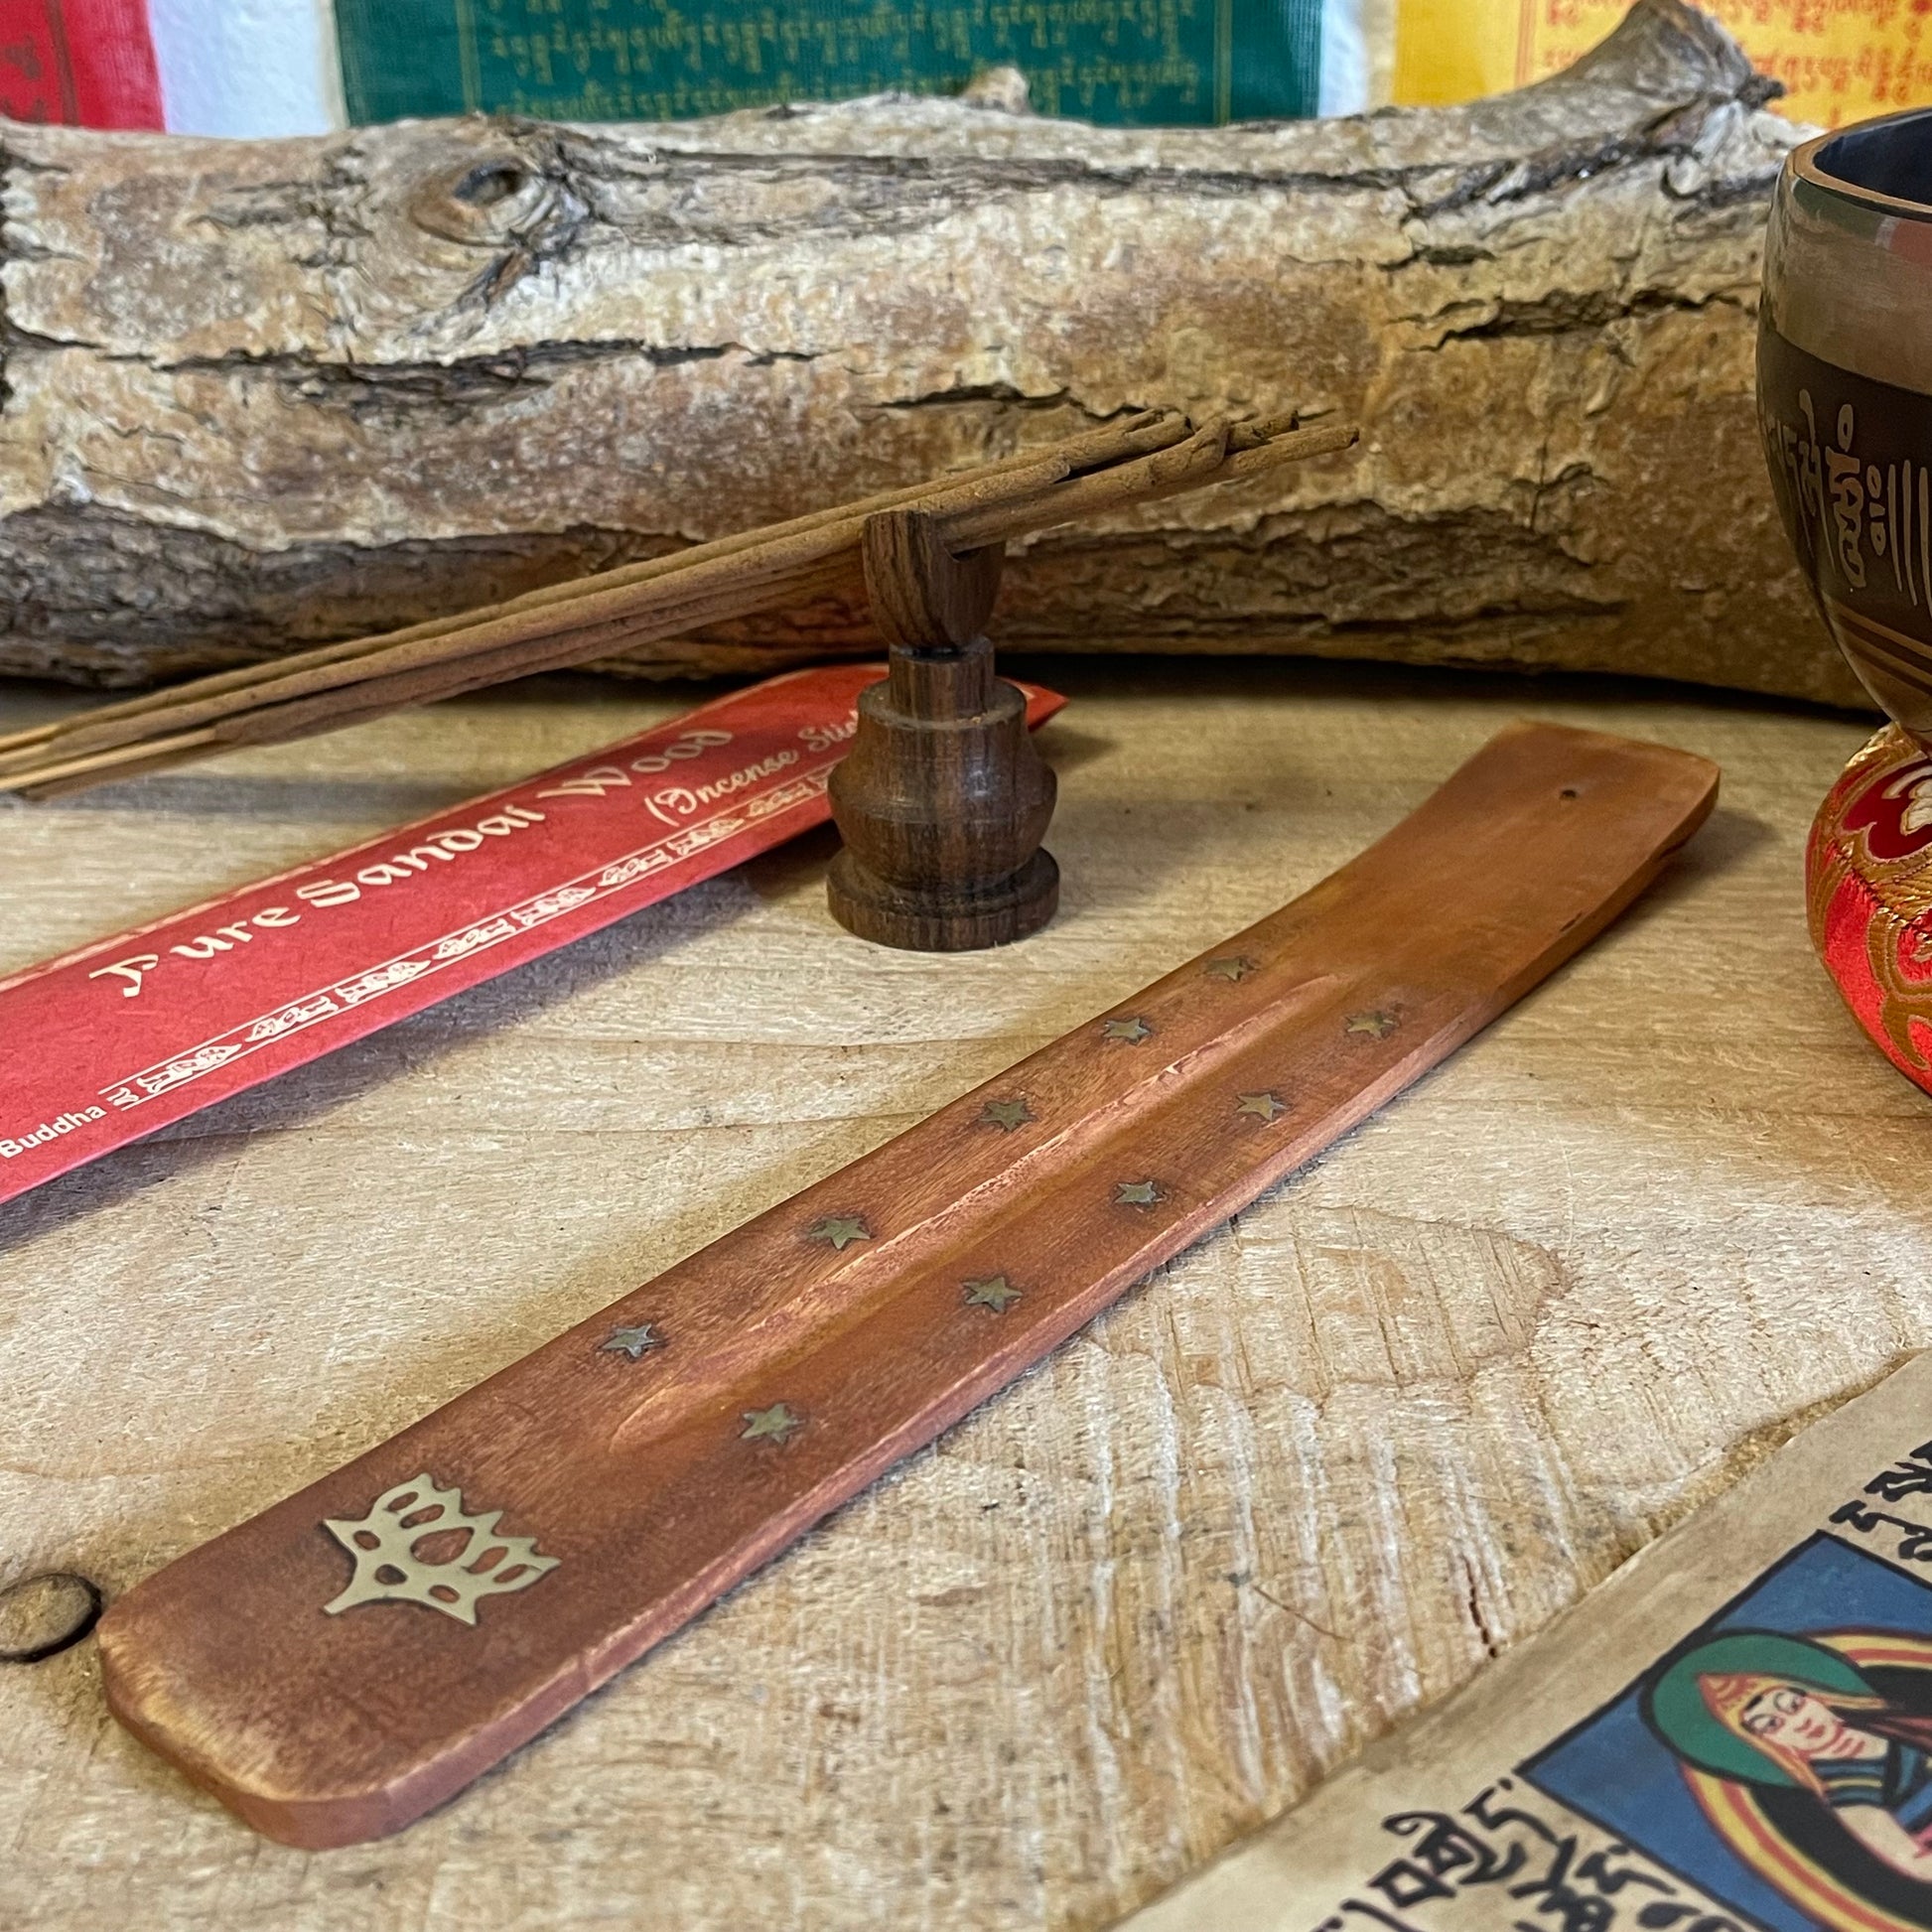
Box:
left=828, top=846, right=1058, bottom=952
left=827, top=511, right=1057, bottom=951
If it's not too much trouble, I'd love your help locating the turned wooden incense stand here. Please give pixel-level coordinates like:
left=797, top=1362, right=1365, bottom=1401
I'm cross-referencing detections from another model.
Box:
left=827, top=511, right=1055, bottom=949
left=96, top=721, right=1720, bottom=1848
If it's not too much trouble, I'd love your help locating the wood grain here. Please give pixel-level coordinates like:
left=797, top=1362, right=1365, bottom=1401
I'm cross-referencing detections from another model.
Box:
left=0, top=661, right=1909, bottom=1928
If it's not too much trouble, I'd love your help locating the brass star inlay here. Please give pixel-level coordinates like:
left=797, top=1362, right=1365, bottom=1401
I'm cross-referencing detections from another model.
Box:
left=1237, top=1091, right=1288, bottom=1122
left=1344, top=1010, right=1398, bottom=1040
left=599, top=1322, right=663, bottom=1360
left=741, top=1403, right=803, bottom=1446
left=808, top=1215, right=870, bottom=1251
left=978, top=1098, right=1034, bottom=1133
left=963, top=1275, right=1023, bottom=1313
left=1115, top=1179, right=1163, bottom=1207
left=1102, top=1017, right=1153, bottom=1044
left=1205, top=956, right=1258, bottom=983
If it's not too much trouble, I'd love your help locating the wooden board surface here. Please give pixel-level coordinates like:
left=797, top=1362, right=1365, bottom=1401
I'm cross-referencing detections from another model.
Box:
left=0, top=657, right=1914, bottom=1928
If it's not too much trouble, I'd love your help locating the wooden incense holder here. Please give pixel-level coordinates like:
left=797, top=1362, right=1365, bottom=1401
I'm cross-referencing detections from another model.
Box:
left=827, top=511, right=1055, bottom=949
left=95, top=722, right=1719, bottom=1848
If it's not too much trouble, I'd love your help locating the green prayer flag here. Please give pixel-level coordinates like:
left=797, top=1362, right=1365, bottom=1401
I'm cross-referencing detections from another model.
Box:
left=336, top=1, right=1322, bottom=129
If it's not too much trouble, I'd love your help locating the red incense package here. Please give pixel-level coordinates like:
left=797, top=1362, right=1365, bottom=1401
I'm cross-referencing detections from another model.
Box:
left=0, top=665, right=1063, bottom=1208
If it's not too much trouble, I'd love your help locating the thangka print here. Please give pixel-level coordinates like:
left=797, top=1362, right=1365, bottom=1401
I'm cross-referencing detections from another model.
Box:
left=1528, top=1535, right=1932, bottom=1932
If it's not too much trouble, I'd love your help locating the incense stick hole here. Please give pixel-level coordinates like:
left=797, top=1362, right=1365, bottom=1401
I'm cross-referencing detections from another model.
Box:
left=0, top=1572, right=102, bottom=1664
left=1560, top=786, right=1580, bottom=799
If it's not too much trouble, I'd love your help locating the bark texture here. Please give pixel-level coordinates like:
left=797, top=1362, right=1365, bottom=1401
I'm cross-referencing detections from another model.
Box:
left=0, top=0, right=1859, bottom=705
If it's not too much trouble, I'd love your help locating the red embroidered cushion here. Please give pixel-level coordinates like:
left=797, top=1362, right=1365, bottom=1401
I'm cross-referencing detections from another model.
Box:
left=1809, top=724, right=1932, bottom=1091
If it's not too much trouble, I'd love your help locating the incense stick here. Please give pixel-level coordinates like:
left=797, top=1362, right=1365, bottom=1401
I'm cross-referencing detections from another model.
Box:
left=0, top=414, right=1353, bottom=797
left=0, top=412, right=1182, bottom=768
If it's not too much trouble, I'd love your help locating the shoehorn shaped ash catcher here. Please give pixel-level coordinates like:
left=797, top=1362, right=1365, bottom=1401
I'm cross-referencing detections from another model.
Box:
left=96, top=720, right=1720, bottom=1847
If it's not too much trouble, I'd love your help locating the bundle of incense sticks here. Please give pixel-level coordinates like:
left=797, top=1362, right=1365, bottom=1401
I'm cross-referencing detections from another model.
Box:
left=0, top=410, right=1353, bottom=798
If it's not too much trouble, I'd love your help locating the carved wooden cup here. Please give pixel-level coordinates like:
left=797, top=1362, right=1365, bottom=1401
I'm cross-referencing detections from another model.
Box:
left=826, top=509, right=1058, bottom=951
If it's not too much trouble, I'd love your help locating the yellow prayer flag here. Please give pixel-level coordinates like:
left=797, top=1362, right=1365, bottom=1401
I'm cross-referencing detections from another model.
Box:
left=1394, top=0, right=1932, bottom=129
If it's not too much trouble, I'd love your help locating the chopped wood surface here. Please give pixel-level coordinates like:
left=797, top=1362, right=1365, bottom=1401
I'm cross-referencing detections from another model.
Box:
left=0, top=2, right=1857, bottom=708
left=0, top=661, right=1914, bottom=1929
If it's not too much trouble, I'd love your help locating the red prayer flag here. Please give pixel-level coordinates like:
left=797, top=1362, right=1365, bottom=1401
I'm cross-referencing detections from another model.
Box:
left=0, top=0, right=163, bottom=128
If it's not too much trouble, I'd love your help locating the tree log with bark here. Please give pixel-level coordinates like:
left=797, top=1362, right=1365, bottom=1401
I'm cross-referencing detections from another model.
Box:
left=0, top=0, right=1856, bottom=707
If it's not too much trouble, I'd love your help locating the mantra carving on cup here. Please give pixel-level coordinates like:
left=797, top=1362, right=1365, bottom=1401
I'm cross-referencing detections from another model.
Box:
left=322, top=1474, right=559, bottom=1625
